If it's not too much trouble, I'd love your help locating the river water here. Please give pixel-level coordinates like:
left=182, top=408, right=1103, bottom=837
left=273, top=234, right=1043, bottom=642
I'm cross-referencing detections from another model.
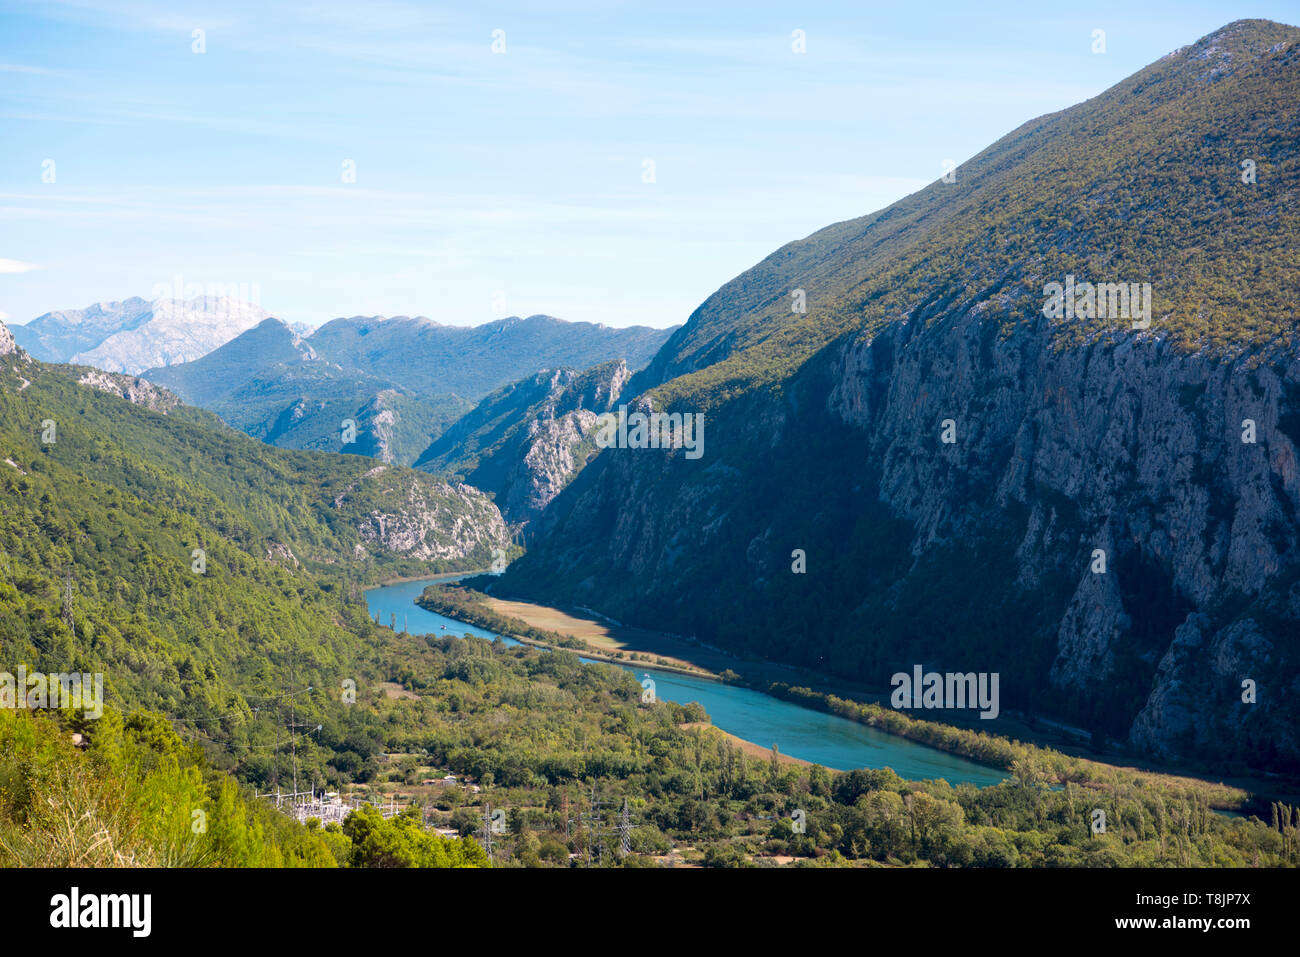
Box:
left=365, top=577, right=1008, bottom=787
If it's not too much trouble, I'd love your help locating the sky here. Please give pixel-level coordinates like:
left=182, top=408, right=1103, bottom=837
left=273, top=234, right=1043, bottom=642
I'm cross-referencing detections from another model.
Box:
left=2, top=1, right=1295, bottom=329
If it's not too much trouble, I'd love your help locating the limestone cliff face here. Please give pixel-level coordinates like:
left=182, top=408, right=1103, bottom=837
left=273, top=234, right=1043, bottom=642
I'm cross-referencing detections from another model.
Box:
left=506, top=362, right=630, bottom=530
left=503, top=304, right=1300, bottom=770
left=76, top=370, right=184, bottom=414
left=824, top=304, right=1300, bottom=767
left=0, top=321, right=18, bottom=359
left=332, top=465, right=510, bottom=563
left=505, top=408, right=602, bottom=526
left=419, top=360, right=631, bottom=530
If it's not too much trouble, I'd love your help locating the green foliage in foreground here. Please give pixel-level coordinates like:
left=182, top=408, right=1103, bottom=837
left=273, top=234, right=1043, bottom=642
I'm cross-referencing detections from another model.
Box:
left=0, top=707, right=337, bottom=866
left=0, top=707, right=487, bottom=868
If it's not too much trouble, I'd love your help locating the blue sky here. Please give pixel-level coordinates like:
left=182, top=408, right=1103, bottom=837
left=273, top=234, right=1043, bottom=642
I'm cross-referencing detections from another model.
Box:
left=2, top=1, right=1294, bottom=329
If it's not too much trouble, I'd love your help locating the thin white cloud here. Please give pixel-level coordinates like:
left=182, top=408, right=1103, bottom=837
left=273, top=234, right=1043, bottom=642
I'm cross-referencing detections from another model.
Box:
left=0, top=259, right=43, bottom=274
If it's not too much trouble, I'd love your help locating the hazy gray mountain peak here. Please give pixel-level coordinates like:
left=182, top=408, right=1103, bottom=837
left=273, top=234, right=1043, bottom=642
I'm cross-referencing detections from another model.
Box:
left=14, top=295, right=268, bottom=374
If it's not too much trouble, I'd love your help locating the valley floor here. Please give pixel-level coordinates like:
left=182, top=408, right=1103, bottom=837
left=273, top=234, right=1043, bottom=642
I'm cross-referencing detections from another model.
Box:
left=470, top=585, right=1300, bottom=808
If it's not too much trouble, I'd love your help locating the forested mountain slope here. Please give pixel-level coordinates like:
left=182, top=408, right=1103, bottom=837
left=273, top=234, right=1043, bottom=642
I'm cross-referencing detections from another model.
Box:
left=145, top=318, right=471, bottom=466
left=497, top=19, right=1300, bottom=774
left=0, top=320, right=508, bottom=779
left=306, top=313, right=671, bottom=397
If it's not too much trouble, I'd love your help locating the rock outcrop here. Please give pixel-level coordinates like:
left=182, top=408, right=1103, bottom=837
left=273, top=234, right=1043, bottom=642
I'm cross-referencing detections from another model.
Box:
left=332, top=465, right=510, bottom=563
left=76, top=370, right=183, bottom=413
left=418, top=360, right=631, bottom=529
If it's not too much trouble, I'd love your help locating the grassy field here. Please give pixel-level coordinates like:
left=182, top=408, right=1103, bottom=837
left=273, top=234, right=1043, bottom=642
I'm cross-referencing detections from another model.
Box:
left=480, top=595, right=717, bottom=676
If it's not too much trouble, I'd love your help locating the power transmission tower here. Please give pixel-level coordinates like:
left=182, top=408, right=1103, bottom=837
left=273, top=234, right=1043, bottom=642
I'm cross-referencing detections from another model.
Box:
left=479, top=803, right=497, bottom=862
left=273, top=706, right=281, bottom=789
left=281, top=651, right=319, bottom=797
left=580, top=784, right=614, bottom=867
left=616, top=797, right=639, bottom=859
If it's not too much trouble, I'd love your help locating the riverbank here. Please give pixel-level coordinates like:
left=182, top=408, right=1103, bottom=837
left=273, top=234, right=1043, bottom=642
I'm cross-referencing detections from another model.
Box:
left=372, top=568, right=491, bottom=587
left=378, top=576, right=1004, bottom=784
left=479, top=595, right=719, bottom=678
left=414, top=582, right=717, bottom=679
left=679, top=723, right=829, bottom=770
left=456, top=581, right=1300, bottom=809
left=382, top=571, right=1297, bottom=808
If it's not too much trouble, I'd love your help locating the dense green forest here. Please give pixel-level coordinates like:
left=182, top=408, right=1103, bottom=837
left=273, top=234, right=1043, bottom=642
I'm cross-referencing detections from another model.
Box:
left=2, top=340, right=1294, bottom=867
left=8, top=626, right=1293, bottom=868
left=0, top=348, right=505, bottom=779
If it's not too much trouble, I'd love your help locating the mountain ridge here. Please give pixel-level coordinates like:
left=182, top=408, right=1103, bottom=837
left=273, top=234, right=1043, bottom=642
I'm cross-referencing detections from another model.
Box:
left=633, top=17, right=1300, bottom=411
left=495, top=18, right=1300, bottom=774
left=142, top=312, right=676, bottom=465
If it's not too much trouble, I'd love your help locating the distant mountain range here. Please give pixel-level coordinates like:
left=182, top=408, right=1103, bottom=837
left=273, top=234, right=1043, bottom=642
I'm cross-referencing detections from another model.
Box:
left=300, top=313, right=672, bottom=397
left=494, top=19, right=1300, bottom=773
left=13, top=296, right=271, bottom=374
left=141, top=313, right=676, bottom=465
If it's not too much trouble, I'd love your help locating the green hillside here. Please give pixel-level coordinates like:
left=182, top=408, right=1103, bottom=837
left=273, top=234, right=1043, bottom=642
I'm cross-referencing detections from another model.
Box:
left=638, top=18, right=1300, bottom=410
left=144, top=318, right=473, bottom=466
left=497, top=19, right=1300, bottom=774
left=0, top=337, right=508, bottom=775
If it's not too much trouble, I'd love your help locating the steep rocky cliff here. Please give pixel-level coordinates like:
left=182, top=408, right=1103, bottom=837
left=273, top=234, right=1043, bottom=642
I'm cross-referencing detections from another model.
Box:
left=418, top=360, right=631, bottom=529
left=332, top=464, right=509, bottom=563
left=75, top=369, right=184, bottom=413
left=497, top=20, right=1300, bottom=773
